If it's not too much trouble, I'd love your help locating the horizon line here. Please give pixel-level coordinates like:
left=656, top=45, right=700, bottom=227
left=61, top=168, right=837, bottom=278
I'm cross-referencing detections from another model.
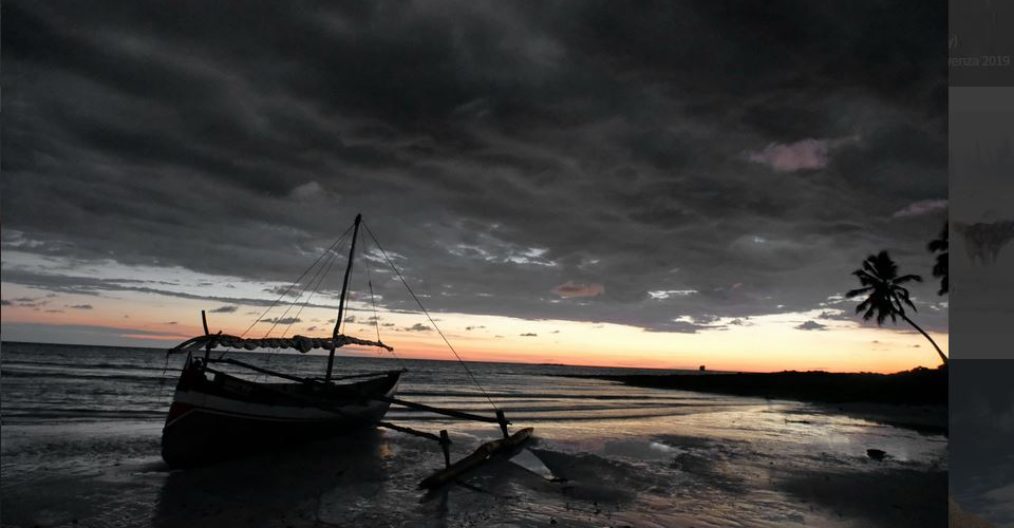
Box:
left=0, top=339, right=927, bottom=375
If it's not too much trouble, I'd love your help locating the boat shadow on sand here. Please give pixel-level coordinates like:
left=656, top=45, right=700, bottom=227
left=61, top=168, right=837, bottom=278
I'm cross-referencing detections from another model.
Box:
left=151, top=430, right=396, bottom=528
left=151, top=431, right=660, bottom=528
left=151, top=430, right=564, bottom=527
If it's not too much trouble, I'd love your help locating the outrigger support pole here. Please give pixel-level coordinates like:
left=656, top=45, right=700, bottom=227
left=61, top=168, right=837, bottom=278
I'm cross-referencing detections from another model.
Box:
left=376, top=421, right=444, bottom=442
left=439, top=430, right=452, bottom=468
left=375, top=394, right=501, bottom=423
left=496, top=410, right=510, bottom=439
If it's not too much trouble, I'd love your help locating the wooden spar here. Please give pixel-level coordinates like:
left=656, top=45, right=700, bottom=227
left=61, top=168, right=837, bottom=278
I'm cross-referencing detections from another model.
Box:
left=376, top=421, right=444, bottom=443
left=206, top=359, right=318, bottom=385
left=327, top=213, right=362, bottom=382
left=329, top=369, right=407, bottom=381
left=375, top=394, right=502, bottom=424
left=419, top=427, right=534, bottom=489
left=207, top=357, right=401, bottom=385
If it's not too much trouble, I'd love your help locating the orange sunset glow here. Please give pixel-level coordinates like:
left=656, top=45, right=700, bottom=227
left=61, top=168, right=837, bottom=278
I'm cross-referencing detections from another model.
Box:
left=1, top=277, right=947, bottom=373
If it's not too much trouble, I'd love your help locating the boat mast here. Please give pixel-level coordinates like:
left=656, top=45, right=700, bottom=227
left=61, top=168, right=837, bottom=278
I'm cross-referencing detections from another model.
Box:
left=326, top=213, right=362, bottom=382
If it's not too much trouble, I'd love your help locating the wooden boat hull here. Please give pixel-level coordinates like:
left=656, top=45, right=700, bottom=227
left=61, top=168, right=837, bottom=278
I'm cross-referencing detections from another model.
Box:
left=161, top=361, right=401, bottom=468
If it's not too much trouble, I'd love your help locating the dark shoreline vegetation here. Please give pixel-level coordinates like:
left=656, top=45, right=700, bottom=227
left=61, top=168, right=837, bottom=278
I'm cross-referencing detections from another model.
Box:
left=557, top=367, right=946, bottom=405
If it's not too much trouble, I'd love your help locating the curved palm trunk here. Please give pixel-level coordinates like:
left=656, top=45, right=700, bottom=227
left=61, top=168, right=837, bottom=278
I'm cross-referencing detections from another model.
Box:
left=899, top=313, right=948, bottom=366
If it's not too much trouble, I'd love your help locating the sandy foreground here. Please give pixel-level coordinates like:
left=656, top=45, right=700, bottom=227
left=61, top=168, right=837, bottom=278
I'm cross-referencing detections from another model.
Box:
left=1, top=401, right=946, bottom=528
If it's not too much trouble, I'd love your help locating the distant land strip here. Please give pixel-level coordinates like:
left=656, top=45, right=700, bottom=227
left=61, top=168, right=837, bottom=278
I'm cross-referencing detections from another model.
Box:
left=555, top=368, right=947, bottom=406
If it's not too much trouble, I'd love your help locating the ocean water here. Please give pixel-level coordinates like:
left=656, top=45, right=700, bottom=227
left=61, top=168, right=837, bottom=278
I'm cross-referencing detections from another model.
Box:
left=1, top=341, right=947, bottom=528
left=0, top=341, right=721, bottom=427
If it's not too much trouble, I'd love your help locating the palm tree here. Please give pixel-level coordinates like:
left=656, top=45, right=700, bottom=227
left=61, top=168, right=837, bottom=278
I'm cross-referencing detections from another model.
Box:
left=846, top=251, right=948, bottom=366
left=927, top=222, right=948, bottom=295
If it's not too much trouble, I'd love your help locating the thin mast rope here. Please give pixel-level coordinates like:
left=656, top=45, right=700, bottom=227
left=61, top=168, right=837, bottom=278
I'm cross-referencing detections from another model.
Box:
left=362, top=221, right=499, bottom=412
left=365, top=245, right=407, bottom=369
left=221, top=226, right=351, bottom=364
left=256, top=248, right=343, bottom=381
left=257, top=240, right=344, bottom=378
left=237, top=225, right=354, bottom=340
left=262, top=236, right=348, bottom=339
left=335, top=249, right=355, bottom=339
left=266, top=240, right=341, bottom=339
left=368, top=279, right=381, bottom=343
left=283, top=246, right=342, bottom=339
left=340, top=266, right=352, bottom=337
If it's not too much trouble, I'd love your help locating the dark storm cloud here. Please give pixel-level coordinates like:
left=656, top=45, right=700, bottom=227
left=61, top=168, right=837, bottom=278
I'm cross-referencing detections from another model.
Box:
left=1, top=1, right=946, bottom=333
left=259, top=317, right=302, bottom=325
left=405, top=323, right=431, bottom=332
left=0, top=268, right=342, bottom=311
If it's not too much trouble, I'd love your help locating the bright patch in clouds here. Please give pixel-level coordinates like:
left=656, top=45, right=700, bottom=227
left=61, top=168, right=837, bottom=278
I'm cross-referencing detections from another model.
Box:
left=551, top=281, right=605, bottom=299
left=892, top=199, right=948, bottom=218
left=747, top=136, right=860, bottom=172
left=748, top=139, right=831, bottom=172
left=648, top=289, right=698, bottom=300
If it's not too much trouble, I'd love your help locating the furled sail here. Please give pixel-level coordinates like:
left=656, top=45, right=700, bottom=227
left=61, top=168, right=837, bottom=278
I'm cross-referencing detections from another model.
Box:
left=170, top=333, right=393, bottom=354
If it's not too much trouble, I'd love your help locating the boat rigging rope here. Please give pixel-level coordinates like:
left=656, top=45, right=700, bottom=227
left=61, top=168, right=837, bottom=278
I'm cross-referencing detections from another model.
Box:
left=279, top=243, right=342, bottom=339
left=369, top=279, right=381, bottom=343
left=218, top=225, right=353, bottom=364
left=264, top=243, right=338, bottom=339
left=362, top=221, right=500, bottom=413
left=237, top=224, right=355, bottom=341
left=252, top=233, right=346, bottom=378
left=365, top=243, right=408, bottom=370
left=254, top=240, right=344, bottom=379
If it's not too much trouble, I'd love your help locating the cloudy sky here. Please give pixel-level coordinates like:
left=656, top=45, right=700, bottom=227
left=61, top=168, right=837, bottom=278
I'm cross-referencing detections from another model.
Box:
left=2, top=1, right=947, bottom=371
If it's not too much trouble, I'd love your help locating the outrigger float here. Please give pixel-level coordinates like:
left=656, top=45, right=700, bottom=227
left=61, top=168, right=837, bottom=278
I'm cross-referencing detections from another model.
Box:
left=161, top=214, right=534, bottom=489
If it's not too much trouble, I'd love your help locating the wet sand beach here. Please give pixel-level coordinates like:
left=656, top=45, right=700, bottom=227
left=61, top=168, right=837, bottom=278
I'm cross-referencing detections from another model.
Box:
left=1, top=343, right=947, bottom=527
